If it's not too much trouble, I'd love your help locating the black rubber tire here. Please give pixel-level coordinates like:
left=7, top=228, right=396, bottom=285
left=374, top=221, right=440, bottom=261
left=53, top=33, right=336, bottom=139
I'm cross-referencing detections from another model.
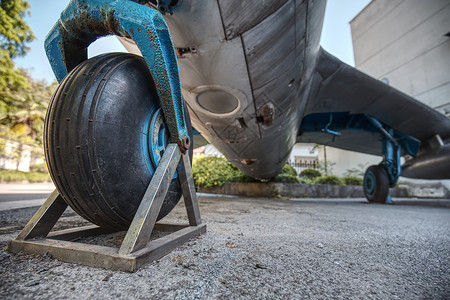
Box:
left=44, top=53, right=192, bottom=230
left=363, top=165, right=389, bottom=203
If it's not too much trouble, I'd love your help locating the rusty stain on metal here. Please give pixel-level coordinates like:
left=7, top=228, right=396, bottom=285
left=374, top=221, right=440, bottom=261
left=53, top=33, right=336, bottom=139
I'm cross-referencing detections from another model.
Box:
left=241, top=159, right=256, bottom=165
left=256, top=103, right=275, bottom=126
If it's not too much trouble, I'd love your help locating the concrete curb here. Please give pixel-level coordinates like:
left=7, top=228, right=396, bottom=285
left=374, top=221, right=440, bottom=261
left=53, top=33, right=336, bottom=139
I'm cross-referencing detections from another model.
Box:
left=198, top=182, right=449, bottom=199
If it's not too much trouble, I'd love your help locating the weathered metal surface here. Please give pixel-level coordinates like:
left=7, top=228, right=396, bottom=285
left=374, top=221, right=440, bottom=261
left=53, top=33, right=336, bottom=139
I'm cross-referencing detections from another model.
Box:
left=132, top=0, right=319, bottom=178
left=217, top=0, right=288, bottom=40
left=177, top=153, right=201, bottom=226
left=8, top=224, right=206, bottom=272
left=133, top=224, right=206, bottom=270
left=380, top=129, right=402, bottom=187
left=16, top=190, right=67, bottom=241
left=45, top=0, right=190, bottom=151
left=115, top=0, right=450, bottom=181
left=8, top=141, right=206, bottom=271
left=157, top=0, right=258, bottom=136
left=299, top=112, right=420, bottom=158
left=47, top=225, right=113, bottom=241
left=305, top=49, right=450, bottom=142
left=402, top=144, right=450, bottom=179
left=119, top=143, right=180, bottom=255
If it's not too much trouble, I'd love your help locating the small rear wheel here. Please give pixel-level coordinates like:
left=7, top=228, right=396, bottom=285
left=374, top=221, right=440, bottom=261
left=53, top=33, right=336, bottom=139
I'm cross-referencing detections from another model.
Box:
left=363, top=165, right=389, bottom=203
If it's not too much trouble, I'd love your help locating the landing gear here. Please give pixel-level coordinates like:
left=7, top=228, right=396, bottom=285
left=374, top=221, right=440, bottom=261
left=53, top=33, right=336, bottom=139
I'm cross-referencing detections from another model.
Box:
left=44, top=53, right=192, bottom=230
left=8, top=0, right=204, bottom=271
left=363, top=116, right=405, bottom=204
left=363, top=165, right=389, bottom=203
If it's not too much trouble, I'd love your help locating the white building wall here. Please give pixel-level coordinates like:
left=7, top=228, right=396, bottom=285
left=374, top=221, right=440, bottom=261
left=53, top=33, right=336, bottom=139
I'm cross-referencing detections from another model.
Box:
left=318, top=147, right=380, bottom=177
left=350, top=0, right=450, bottom=114
left=288, top=143, right=319, bottom=175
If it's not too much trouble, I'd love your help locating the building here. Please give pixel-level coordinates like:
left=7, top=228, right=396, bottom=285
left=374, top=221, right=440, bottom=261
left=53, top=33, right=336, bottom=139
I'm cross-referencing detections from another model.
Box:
left=287, top=144, right=319, bottom=175
left=350, top=0, right=449, bottom=115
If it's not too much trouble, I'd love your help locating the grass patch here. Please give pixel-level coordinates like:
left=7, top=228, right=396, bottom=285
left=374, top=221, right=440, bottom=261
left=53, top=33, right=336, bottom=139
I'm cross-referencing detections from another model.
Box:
left=0, top=169, right=51, bottom=183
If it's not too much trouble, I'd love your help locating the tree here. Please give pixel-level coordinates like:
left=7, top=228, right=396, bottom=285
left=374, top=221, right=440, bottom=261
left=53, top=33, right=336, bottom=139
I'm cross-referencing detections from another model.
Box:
left=3, top=71, right=56, bottom=143
left=0, top=1, right=56, bottom=169
left=0, top=0, right=35, bottom=112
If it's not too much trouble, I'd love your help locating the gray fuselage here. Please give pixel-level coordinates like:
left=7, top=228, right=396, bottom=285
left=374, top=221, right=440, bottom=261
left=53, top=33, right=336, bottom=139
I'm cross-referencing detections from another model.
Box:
left=122, top=0, right=327, bottom=178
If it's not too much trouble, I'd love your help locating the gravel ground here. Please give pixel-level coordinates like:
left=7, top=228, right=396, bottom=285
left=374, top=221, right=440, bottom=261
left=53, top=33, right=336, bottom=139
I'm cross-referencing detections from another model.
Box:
left=0, top=196, right=449, bottom=299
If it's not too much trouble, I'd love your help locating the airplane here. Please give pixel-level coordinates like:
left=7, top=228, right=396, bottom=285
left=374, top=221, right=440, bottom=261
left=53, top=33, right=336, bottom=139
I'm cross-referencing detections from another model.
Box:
left=42, top=0, right=450, bottom=230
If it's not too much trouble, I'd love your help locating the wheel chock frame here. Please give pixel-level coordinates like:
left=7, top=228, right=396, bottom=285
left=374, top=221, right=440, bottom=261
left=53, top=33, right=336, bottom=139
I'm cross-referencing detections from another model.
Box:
left=7, top=144, right=206, bottom=272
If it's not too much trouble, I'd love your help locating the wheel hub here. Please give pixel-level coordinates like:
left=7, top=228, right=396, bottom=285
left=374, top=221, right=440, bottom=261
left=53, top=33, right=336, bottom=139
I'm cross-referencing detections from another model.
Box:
left=149, top=108, right=167, bottom=166
left=364, top=170, right=376, bottom=197
left=149, top=108, right=178, bottom=178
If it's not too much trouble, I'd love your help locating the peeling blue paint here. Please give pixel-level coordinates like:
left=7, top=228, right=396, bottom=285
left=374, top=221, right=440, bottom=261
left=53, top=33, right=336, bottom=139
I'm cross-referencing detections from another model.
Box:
left=44, top=0, right=189, bottom=150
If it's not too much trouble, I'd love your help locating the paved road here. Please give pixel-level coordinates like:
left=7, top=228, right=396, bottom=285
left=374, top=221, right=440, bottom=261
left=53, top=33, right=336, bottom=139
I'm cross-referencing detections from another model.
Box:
left=0, top=195, right=449, bottom=299
left=0, top=183, right=55, bottom=211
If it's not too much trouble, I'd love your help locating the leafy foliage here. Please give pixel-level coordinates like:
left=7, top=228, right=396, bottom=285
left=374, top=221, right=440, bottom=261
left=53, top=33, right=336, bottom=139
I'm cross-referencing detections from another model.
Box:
left=299, top=168, right=322, bottom=179
left=1, top=71, right=56, bottom=145
left=29, top=162, right=48, bottom=173
left=0, top=0, right=35, bottom=95
left=315, top=175, right=343, bottom=185
left=342, top=177, right=363, bottom=186
left=192, top=156, right=368, bottom=188
left=271, top=164, right=299, bottom=183
left=0, top=0, right=34, bottom=57
left=344, top=163, right=368, bottom=177
left=317, top=161, right=336, bottom=176
left=298, top=177, right=315, bottom=184
left=192, top=156, right=299, bottom=187
left=0, top=169, right=50, bottom=182
left=280, top=164, right=297, bottom=177
left=229, top=172, right=261, bottom=183
left=0, top=0, right=53, bottom=167
left=272, top=173, right=299, bottom=183
left=192, top=155, right=241, bottom=188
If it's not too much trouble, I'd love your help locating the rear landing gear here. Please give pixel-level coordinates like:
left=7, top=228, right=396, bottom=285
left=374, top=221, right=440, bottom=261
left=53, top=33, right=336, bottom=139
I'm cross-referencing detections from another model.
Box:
left=363, top=165, right=389, bottom=203
left=363, top=116, right=406, bottom=204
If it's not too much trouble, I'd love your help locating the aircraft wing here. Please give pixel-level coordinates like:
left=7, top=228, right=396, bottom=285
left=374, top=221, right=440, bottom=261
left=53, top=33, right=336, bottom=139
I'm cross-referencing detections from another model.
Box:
left=297, top=48, right=450, bottom=157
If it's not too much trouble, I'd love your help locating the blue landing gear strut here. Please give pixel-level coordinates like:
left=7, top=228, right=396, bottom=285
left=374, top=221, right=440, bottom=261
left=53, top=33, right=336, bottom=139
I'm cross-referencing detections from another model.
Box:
left=300, top=112, right=420, bottom=204
left=364, top=117, right=402, bottom=203
left=45, top=0, right=190, bottom=152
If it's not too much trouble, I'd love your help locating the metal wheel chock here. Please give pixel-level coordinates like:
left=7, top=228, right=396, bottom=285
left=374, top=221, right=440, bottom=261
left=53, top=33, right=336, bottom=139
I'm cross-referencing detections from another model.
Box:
left=8, top=144, right=205, bottom=272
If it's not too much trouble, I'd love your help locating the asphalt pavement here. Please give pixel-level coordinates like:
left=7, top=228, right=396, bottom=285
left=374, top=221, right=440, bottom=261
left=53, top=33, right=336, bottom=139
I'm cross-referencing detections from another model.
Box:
left=0, top=183, right=54, bottom=211
left=0, top=192, right=449, bottom=299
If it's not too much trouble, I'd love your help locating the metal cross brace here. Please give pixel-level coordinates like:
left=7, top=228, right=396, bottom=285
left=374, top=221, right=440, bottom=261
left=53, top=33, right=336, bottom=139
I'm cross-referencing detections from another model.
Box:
left=119, top=143, right=201, bottom=254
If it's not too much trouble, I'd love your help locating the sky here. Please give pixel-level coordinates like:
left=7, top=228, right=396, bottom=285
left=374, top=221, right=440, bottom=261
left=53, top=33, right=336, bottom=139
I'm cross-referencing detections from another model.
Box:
left=14, top=0, right=371, bottom=84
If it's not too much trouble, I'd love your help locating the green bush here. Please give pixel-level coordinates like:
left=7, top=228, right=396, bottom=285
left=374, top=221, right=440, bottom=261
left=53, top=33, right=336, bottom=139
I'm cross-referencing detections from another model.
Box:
left=315, top=175, right=343, bottom=185
left=0, top=169, right=51, bottom=183
left=29, top=163, right=48, bottom=173
left=229, top=172, right=261, bottom=183
left=343, top=177, right=363, bottom=186
left=298, top=177, right=315, bottom=184
left=280, top=164, right=297, bottom=177
left=299, top=168, right=322, bottom=179
left=192, top=156, right=241, bottom=188
left=272, top=173, right=299, bottom=183
left=193, top=157, right=311, bottom=187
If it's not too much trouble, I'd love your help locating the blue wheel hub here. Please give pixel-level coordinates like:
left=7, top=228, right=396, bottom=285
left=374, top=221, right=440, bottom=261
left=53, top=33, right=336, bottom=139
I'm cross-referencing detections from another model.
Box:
left=149, top=108, right=177, bottom=178
left=364, top=170, right=376, bottom=198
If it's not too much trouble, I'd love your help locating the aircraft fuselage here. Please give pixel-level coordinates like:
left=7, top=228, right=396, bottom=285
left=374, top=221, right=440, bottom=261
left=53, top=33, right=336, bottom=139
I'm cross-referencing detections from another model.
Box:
left=121, top=0, right=327, bottom=178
